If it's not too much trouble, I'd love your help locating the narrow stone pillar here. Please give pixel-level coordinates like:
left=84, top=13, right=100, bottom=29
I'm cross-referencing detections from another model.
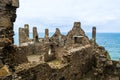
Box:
left=24, top=24, right=29, bottom=38
left=44, top=29, right=49, bottom=43
left=55, top=28, right=62, bottom=46
left=45, top=29, right=49, bottom=38
left=56, top=28, right=61, bottom=34
left=92, top=27, right=96, bottom=41
left=92, top=27, right=96, bottom=48
left=19, top=28, right=24, bottom=45
left=19, top=28, right=28, bottom=45
left=33, top=27, right=38, bottom=42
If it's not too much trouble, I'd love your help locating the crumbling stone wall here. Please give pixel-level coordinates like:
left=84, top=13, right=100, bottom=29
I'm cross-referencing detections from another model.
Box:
left=1, top=63, right=53, bottom=80
left=1, top=46, right=28, bottom=67
left=17, top=21, right=120, bottom=80
left=0, top=0, right=19, bottom=44
left=18, top=22, right=90, bottom=56
left=66, top=22, right=90, bottom=46
left=50, top=28, right=66, bottom=47
left=0, top=0, right=28, bottom=69
left=2, top=44, right=119, bottom=80
left=0, top=0, right=19, bottom=67
left=19, top=43, right=42, bottom=55
left=0, top=0, right=120, bottom=79
left=1, top=46, right=94, bottom=80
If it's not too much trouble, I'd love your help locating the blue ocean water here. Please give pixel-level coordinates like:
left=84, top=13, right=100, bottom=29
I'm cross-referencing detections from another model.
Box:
left=86, top=33, right=120, bottom=60
left=14, top=33, right=120, bottom=60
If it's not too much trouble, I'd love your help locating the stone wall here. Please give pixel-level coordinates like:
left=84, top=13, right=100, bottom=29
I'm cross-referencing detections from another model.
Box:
left=2, top=45, right=119, bottom=80
left=18, top=22, right=90, bottom=56
left=2, top=45, right=94, bottom=80
left=0, top=0, right=28, bottom=70
left=2, top=63, right=52, bottom=80
left=0, top=0, right=19, bottom=45
left=0, top=0, right=119, bottom=79
left=66, top=22, right=90, bottom=46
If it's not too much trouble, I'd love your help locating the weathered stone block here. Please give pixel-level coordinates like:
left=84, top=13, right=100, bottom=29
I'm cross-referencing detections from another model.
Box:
left=74, top=22, right=81, bottom=28
left=12, top=0, right=19, bottom=8
left=0, top=17, right=12, bottom=28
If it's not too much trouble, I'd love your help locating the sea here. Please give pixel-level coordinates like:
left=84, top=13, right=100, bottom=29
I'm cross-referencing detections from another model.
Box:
left=14, top=33, right=120, bottom=61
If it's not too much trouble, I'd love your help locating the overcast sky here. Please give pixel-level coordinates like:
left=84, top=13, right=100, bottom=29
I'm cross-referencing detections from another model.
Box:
left=14, top=0, right=120, bottom=33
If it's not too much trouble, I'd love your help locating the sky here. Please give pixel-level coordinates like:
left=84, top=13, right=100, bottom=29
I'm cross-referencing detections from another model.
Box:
left=14, top=0, right=120, bottom=33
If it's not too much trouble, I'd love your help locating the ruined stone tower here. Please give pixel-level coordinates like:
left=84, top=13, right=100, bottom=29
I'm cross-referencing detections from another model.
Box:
left=92, top=26, right=96, bottom=46
left=24, top=24, right=29, bottom=38
left=92, top=26, right=96, bottom=41
left=19, top=27, right=29, bottom=45
left=44, top=29, right=49, bottom=43
left=33, top=27, right=38, bottom=42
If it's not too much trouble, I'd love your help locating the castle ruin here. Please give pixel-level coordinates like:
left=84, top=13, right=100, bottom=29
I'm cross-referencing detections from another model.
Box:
left=0, top=0, right=120, bottom=80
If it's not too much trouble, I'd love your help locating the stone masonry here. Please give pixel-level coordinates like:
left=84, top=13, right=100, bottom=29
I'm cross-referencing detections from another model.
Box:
left=0, top=0, right=120, bottom=80
left=0, top=0, right=28, bottom=71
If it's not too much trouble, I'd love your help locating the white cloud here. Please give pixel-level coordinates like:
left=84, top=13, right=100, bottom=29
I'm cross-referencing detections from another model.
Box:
left=14, top=0, right=120, bottom=32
